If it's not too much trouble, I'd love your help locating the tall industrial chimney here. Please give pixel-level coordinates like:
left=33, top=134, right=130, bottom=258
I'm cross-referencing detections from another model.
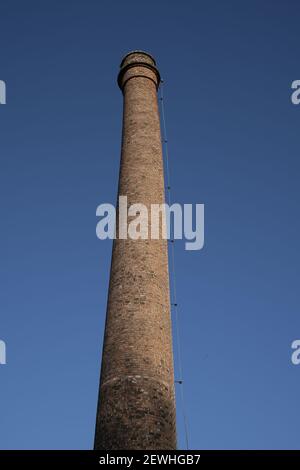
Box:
left=94, top=51, right=177, bottom=450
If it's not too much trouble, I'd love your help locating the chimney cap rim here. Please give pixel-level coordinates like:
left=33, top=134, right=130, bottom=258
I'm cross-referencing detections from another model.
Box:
left=120, top=50, right=156, bottom=67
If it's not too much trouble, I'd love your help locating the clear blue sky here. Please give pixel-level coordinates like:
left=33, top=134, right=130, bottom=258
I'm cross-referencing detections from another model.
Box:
left=1, top=0, right=300, bottom=450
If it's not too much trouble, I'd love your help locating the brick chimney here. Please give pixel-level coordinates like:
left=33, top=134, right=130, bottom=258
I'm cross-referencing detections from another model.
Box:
left=94, top=51, right=177, bottom=450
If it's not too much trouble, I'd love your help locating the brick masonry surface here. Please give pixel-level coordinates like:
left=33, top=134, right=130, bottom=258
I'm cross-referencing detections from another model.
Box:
left=94, top=52, right=177, bottom=450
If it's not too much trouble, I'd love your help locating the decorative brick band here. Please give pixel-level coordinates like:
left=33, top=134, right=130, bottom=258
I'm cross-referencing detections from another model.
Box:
left=118, top=53, right=161, bottom=91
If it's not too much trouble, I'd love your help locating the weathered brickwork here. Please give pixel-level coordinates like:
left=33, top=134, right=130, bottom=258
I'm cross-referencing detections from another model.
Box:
left=94, top=51, right=177, bottom=450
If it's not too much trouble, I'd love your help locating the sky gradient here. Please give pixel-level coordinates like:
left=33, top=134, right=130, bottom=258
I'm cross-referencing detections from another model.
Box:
left=1, top=0, right=300, bottom=449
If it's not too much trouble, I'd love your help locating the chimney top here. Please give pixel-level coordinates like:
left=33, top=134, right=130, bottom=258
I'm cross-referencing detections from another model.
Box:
left=118, top=50, right=160, bottom=91
left=120, top=50, right=157, bottom=67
